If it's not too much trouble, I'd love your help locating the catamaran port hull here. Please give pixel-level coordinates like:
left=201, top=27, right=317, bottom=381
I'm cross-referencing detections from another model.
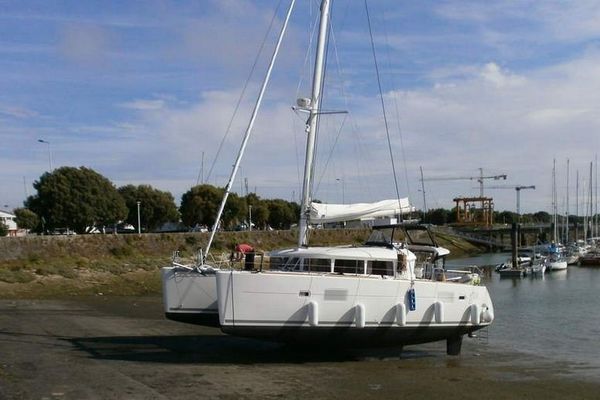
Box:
left=161, top=267, right=219, bottom=327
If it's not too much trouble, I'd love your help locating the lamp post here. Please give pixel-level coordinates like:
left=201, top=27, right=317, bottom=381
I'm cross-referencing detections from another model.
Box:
left=248, top=205, right=252, bottom=231
left=37, top=139, right=52, bottom=171
left=136, top=201, right=141, bottom=236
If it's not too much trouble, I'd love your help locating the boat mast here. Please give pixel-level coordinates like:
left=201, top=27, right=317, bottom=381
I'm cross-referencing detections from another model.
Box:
left=585, top=161, right=594, bottom=242
left=594, top=154, right=598, bottom=237
left=298, top=0, right=331, bottom=247
left=565, top=159, right=569, bottom=243
left=576, top=170, right=579, bottom=241
left=552, top=159, right=558, bottom=243
left=204, top=0, right=296, bottom=259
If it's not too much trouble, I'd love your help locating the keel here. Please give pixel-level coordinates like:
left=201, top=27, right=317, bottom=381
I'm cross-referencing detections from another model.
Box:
left=446, top=335, right=463, bottom=356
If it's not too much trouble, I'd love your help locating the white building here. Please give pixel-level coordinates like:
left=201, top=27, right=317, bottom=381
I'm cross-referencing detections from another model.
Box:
left=0, top=210, right=19, bottom=237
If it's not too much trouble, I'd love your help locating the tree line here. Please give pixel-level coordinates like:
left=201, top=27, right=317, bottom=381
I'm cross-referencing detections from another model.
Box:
left=4, top=166, right=596, bottom=236
left=421, top=207, right=594, bottom=226
left=8, top=166, right=300, bottom=234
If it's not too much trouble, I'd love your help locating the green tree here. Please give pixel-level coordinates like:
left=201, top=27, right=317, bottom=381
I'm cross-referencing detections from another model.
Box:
left=265, top=199, right=297, bottom=229
left=180, top=184, right=222, bottom=228
left=223, top=192, right=246, bottom=229
left=532, top=211, right=551, bottom=223
left=244, top=193, right=270, bottom=229
left=251, top=204, right=270, bottom=229
left=497, top=211, right=516, bottom=224
left=423, top=208, right=450, bottom=225
left=0, top=222, right=7, bottom=237
left=13, top=208, right=39, bottom=231
left=26, top=166, right=128, bottom=233
left=118, top=184, right=179, bottom=232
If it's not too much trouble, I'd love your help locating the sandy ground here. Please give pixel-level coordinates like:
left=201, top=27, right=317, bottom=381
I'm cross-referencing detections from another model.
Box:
left=0, top=296, right=598, bottom=400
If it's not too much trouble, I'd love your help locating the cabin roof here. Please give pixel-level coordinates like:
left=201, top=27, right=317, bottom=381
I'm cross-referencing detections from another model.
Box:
left=270, top=245, right=413, bottom=261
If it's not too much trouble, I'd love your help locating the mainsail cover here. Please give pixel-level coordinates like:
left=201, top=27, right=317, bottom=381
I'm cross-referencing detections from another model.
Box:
left=310, top=198, right=413, bottom=223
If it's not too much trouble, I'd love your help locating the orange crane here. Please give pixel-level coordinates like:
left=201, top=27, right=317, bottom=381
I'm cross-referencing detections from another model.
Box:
left=419, top=168, right=507, bottom=226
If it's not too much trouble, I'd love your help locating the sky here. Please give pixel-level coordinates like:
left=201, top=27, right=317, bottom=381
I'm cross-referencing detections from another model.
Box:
left=1, top=0, right=600, bottom=216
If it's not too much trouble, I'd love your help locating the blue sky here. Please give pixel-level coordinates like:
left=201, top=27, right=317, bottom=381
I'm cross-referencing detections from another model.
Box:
left=1, top=0, right=600, bottom=216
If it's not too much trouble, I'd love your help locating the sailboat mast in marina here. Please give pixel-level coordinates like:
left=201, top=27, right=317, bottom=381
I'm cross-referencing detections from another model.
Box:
left=298, top=0, right=330, bottom=248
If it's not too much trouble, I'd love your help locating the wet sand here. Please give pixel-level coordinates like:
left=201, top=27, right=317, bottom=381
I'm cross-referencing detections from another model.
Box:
left=0, top=296, right=598, bottom=400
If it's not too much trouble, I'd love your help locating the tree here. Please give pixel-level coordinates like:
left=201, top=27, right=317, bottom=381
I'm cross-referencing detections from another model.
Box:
left=265, top=199, right=297, bottom=229
left=14, top=208, right=39, bottom=231
left=0, top=222, right=7, bottom=237
left=497, top=211, right=516, bottom=224
left=251, top=204, right=270, bottom=229
left=531, top=211, right=551, bottom=223
left=243, top=193, right=270, bottom=229
left=223, top=192, right=246, bottom=229
left=180, top=184, right=222, bottom=228
left=423, top=208, right=451, bottom=225
left=26, top=166, right=128, bottom=233
left=118, top=185, right=179, bottom=232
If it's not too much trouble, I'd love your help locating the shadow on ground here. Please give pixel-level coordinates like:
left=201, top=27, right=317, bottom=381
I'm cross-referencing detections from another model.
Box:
left=67, top=334, right=433, bottom=364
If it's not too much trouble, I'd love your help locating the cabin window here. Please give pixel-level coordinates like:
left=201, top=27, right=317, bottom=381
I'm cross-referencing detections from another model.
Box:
left=270, top=257, right=301, bottom=271
left=334, top=259, right=361, bottom=274
left=413, top=251, right=433, bottom=267
left=367, top=260, right=394, bottom=276
left=305, top=258, right=331, bottom=273
left=366, top=229, right=393, bottom=246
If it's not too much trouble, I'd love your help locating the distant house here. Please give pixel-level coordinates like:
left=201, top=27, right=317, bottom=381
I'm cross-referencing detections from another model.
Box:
left=0, top=210, right=20, bottom=237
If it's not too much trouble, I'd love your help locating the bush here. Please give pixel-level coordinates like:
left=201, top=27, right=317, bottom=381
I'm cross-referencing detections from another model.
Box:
left=0, top=269, right=36, bottom=283
left=110, top=245, right=134, bottom=258
left=185, top=235, right=198, bottom=246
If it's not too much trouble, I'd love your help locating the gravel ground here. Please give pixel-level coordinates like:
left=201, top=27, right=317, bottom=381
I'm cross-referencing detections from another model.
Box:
left=1, top=296, right=598, bottom=400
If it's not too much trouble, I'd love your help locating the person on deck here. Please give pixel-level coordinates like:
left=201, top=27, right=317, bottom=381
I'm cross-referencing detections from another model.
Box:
left=231, top=243, right=255, bottom=270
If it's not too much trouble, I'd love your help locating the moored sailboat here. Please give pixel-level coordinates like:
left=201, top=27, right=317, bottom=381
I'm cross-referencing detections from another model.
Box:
left=212, top=0, right=493, bottom=355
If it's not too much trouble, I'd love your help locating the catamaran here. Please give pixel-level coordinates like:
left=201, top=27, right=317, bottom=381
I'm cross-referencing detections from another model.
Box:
left=162, top=0, right=494, bottom=355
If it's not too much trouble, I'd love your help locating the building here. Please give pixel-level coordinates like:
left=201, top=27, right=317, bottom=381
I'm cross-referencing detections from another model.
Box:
left=0, top=210, right=19, bottom=237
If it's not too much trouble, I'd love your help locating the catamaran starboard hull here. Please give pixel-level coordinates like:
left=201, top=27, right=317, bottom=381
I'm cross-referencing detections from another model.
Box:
left=215, top=270, right=493, bottom=349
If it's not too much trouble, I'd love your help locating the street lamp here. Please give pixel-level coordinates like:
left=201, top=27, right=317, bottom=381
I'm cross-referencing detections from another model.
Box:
left=248, top=205, right=252, bottom=232
left=37, top=139, right=53, bottom=171
left=136, top=201, right=141, bottom=235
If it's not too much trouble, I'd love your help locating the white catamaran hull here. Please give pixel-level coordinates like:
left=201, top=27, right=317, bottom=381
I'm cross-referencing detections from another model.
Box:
left=215, top=270, right=493, bottom=349
left=161, top=267, right=219, bottom=326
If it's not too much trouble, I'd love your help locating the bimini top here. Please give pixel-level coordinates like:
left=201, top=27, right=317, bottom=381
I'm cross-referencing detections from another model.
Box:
left=270, top=245, right=411, bottom=262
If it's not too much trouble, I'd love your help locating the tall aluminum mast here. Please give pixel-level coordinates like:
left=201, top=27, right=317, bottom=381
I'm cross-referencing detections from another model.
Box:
left=298, top=0, right=331, bottom=247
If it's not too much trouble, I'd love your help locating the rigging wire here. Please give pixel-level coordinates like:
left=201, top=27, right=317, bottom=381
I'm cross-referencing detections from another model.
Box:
left=381, top=7, right=412, bottom=206
left=203, top=0, right=284, bottom=186
left=313, top=18, right=350, bottom=197
left=364, top=0, right=404, bottom=220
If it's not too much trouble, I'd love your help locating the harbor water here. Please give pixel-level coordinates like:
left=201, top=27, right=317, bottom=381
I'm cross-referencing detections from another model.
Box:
left=449, top=253, right=600, bottom=376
